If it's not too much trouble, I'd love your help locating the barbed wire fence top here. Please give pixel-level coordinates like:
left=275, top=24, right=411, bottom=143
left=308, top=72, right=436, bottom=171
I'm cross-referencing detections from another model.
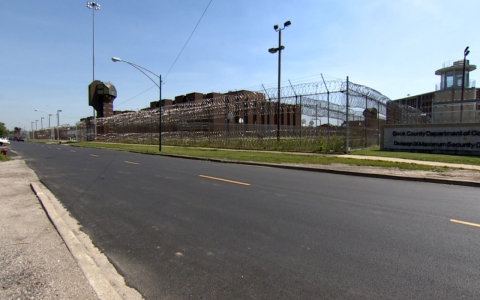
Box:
left=75, top=78, right=410, bottom=152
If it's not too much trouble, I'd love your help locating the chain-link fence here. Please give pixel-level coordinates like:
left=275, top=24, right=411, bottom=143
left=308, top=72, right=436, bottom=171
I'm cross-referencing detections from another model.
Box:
left=29, top=126, right=72, bottom=141
left=71, top=78, right=394, bottom=152
left=27, top=79, right=479, bottom=151
left=73, top=78, right=396, bottom=152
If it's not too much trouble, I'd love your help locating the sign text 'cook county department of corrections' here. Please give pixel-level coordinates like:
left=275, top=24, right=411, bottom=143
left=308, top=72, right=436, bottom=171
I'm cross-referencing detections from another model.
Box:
left=381, top=124, right=480, bottom=154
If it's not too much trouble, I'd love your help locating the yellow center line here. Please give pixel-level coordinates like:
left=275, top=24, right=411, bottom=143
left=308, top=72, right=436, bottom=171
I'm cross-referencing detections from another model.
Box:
left=124, top=161, right=139, bottom=165
left=90, top=154, right=99, bottom=157
left=450, top=219, right=480, bottom=228
left=199, top=175, right=250, bottom=186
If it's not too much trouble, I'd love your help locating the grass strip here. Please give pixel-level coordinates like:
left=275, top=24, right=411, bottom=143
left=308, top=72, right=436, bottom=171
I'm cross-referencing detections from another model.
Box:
left=66, top=142, right=455, bottom=172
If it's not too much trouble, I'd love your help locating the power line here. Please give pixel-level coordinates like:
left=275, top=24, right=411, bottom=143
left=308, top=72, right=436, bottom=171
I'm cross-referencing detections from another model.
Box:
left=163, top=0, right=213, bottom=81
left=114, top=0, right=213, bottom=108
left=115, top=85, right=156, bottom=108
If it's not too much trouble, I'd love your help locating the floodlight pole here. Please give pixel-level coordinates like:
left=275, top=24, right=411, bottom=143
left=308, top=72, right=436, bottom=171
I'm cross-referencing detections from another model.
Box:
left=460, top=46, right=470, bottom=123
left=87, top=1, right=100, bottom=136
left=35, top=109, right=55, bottom=139
left=112, top=57, right=162, bottom=151
left=346, top=76, right=350, bottom=153
left=277, top=28, right=282, bottom=142
left=18, top=121, right=27, bottom=137
left=48, top=114, right=53, bottom=139
left=269, top=20, right=291, bottom=142
left=57, top=110, right=62, bottom=142
left=320, top=74, right=330, bottom=152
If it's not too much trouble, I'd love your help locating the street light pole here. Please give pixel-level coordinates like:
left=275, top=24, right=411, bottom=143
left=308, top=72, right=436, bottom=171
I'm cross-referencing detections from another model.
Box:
left=460, top=46, right=470, bottom=123
left=269, top=20, right=291, bottom=142
left=41, top=117, right=44, bottom=129
left=18, top=121, right=27, bottom=137
left=111, top=57, right=162, bottom=151
left=31, top=122, right=34, bottom=140
left=87, top=1, right=100, bottom=136
left=49, top=114, right=53, bottom=139
left=35, top=109, right=55, bottom=139
left=18, top=121, right=27, bottom=131
left=57, top=110, right=62, bottom=142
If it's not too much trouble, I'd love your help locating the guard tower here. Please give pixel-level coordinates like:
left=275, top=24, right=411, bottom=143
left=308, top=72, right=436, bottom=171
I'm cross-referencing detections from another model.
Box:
left=435, top=59, right=476, bottom=92
left=434, top=59, right=477, bottom=122
left=88, top=80, right=117, bottom=118
left=88, top=81, right=117, bottom=135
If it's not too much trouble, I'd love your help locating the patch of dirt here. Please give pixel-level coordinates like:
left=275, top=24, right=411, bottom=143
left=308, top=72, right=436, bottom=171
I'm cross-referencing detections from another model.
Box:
left=283, top=163, right=480, bottom=184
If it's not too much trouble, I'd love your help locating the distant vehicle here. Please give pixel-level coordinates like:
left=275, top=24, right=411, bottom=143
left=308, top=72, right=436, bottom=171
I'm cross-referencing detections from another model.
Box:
left=0, top=138, right=10, bottom=145
left=17, top=137, right=25, bottom=142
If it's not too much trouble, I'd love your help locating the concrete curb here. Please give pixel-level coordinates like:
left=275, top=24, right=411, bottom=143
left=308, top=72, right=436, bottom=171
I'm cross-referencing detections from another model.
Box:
left=31, top=182, right=141, bottom=300
left=67, top=144, right=480, bottom=187
left=158, top=153, right=480, bottom=188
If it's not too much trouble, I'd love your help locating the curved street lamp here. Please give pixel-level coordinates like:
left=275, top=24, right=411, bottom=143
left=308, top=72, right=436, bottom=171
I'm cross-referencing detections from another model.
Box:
left=268, top=20, right=291, bottom=142
left=112, top=57, right=162, bottom=151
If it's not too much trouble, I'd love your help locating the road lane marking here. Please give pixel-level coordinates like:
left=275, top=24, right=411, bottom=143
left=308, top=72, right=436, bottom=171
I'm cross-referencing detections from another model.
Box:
left=57, top=148, right=62, bottom=150
left=450, top=219, right=480, bottom=228
left=71, top=150, right=76, bottom=152
left=199, top=175, right=250, bottom=186
left=90, top=154, right=99, bottom=157
left=124, top=161, right=139, bottom=165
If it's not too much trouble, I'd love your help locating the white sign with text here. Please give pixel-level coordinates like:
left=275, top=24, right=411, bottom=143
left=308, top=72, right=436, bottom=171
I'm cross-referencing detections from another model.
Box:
left=383, top=125, right=480, bottom=153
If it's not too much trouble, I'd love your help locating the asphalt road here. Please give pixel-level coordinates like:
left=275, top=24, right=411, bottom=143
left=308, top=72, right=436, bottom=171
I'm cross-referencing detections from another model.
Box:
left=10, top=142, right=480, bottom=299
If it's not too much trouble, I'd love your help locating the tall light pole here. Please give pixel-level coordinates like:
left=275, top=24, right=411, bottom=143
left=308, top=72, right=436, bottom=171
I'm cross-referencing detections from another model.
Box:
left=35, top=120, right=38, bottom=130
left=269, top=20, right=291, bottom=142
left=48, top=114, right=53, bottom=139
left=41, top=117, right=45, bottom=129
left=57, top=110, right=62, bottom=142
left=18, top=121, right=27, bottom=131
left=460, top=46, right=470, bottom=123
left=35, top=109, right=54, bottom=139
left=31, top=122, right=35, bottom=140
left=87, top=1, right=100, bottom=135
left=18, top=121, right=27, bottom=138
left=111, top=57, right=162, bottom=151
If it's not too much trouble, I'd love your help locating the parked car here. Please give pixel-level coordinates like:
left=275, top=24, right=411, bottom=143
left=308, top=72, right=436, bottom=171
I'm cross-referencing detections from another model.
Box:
left=0, top=138, right=10, bottom=145
left=17, top=137, right=25, bottom=142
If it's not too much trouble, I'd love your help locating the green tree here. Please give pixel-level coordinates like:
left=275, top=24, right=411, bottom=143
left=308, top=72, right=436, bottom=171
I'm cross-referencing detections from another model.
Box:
left=0, top=122, right=8, bottom=137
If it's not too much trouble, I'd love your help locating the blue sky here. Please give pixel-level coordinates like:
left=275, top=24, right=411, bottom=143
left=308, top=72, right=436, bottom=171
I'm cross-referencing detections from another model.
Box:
left=1, top=0, right=479, bottom=130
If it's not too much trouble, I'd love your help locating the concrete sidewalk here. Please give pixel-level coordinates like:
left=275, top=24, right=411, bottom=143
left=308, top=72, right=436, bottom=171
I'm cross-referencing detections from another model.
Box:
left=0, top=159, right=142, bottom=300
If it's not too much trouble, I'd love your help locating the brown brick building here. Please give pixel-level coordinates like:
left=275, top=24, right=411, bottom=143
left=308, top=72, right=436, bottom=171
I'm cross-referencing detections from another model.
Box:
left=149, top=90, right=300, bottom=128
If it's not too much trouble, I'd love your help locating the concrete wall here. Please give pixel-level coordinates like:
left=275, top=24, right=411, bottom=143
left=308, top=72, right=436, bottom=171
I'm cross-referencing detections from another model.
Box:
left=381, top=123, right=480, bottom=155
